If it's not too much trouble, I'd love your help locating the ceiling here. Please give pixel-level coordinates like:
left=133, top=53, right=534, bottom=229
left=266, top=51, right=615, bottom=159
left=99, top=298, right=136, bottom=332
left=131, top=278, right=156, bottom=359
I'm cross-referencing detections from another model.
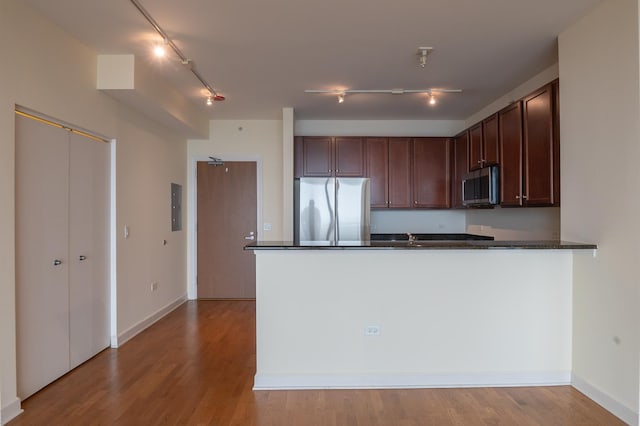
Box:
left=24, top=0, right=600, bottom=121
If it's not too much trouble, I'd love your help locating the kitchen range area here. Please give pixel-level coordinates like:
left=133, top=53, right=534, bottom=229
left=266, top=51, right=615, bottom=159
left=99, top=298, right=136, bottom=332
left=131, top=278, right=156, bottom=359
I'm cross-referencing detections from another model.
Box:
left=246, top=79, right=597, bottom=393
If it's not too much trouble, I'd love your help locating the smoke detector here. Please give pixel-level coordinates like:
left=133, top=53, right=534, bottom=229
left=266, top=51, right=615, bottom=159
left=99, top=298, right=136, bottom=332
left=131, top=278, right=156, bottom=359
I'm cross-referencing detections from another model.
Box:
left=417, top=47, right=433, bottom=68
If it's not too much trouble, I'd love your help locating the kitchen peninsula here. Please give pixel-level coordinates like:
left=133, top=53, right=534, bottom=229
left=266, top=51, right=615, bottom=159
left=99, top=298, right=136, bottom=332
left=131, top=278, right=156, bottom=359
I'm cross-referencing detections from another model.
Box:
left=246, top=240, right=596, bottom=390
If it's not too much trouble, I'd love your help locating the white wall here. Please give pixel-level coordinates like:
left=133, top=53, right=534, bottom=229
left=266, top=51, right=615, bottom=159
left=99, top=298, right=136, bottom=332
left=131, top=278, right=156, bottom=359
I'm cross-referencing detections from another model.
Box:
left=559, top=0, right=640, bottom=423
left=114, top=106, right=187, bottom=342
left=0, top=2, right=189, bottom=422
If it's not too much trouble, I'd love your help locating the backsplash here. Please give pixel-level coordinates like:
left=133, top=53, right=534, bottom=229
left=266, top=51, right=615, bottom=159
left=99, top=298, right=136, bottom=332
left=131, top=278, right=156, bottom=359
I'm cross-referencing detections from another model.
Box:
left=371, top=207, right=560, bottom=240
left=370, top=210, right=466, bottom=233
left=466, top=207, right=560, bottom=240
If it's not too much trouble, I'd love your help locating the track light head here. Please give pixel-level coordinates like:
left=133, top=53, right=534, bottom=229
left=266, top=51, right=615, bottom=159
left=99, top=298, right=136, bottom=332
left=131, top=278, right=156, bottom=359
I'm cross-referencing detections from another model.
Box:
left=429, top=94, right=437, bottom=105
left=338, top=93, right=345, bottom=103
left=206, top=96, right=213, bottom=106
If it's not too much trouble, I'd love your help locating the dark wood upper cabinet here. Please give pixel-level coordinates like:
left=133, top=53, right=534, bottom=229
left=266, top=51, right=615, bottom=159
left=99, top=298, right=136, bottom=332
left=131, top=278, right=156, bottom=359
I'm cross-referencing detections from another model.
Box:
left=388, top=138, right=412, bottom=208
left=294, top=136, right=303, bottom=178
left=482, top=113, right=499, bottom=166
left=302, top=136, right=333, bottom=177
left=499, top=101, right=524, bottom=206
left=296, top=136, right=365, bottom=177
left=334, top=137, right=365, bottom=177
left=412, top=138, right=451, bottom=208
left=365, top=138, right=389, bottom=208
left=452, top=131, right=469, bottom=209
left=523, top=83, right=556, bottom=206
left=469, top=115, right=499, bottom=171
left=469, top=123, right=483, bottom=171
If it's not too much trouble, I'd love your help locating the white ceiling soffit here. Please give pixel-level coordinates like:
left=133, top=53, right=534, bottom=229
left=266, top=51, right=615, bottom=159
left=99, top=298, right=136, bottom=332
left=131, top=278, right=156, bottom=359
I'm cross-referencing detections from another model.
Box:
left=97, top=54, right=209, bottom=138
left=26, top=0, right=601, bottom=121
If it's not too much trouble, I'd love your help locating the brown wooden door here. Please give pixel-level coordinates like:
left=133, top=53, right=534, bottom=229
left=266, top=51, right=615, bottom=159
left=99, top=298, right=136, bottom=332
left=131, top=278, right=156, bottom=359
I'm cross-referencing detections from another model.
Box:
left=197, top=161, right=257, bottom=299
left=388, top=138, right=412, bottom=208
left=412, top=138, right=451, bottom=208
left=365, top=137, right=389, bottom=208
left=302, top=137, right=333, bottom=177
left=482, top=113, right=500, bottom=166
left=499, top=101, right=524, bottom=206
left=452, top=131, right=469, bottom=208
left=523, top=84, right=555, bottom=206
left=468, top=123, right=483, bottom=171
left=335, top=137, right=364, bottom=176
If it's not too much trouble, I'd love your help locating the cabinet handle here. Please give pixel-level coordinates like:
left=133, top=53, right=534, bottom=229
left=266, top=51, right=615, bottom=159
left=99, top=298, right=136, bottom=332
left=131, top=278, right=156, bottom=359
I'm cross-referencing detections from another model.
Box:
left=477, top=160, right=482, bottom=164
left=79, top=255, right=87, bottom=261
left=53, top=259, right=62, bottom=266
left=522, top=195, right=528, bottom=200
left=515, top=195, right=520, bottom=199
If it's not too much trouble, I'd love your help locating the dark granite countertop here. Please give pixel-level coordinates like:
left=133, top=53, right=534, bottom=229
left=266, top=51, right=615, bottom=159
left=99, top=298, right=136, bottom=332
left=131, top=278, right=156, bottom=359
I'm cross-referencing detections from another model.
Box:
left=245, top=240, right=597, bottom=250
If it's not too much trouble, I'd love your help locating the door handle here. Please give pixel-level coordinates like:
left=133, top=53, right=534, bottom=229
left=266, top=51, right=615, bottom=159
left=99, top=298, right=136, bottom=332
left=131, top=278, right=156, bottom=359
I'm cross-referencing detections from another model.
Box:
left=244, top=231, right=255, bottom=241
left=53, top=259, right=62, bottom=266
left=79, top=255, right=87, bottom=261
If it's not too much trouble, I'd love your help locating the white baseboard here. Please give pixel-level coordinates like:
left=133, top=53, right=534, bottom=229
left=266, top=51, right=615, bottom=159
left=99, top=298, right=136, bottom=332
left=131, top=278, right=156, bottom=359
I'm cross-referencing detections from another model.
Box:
left=111, top=294, right=187, bottom=348
left=571, top=374, right=637, bottom=426
left=1, top=397, right=23, bottom=425
left=253, top=371, right=571, bottom=390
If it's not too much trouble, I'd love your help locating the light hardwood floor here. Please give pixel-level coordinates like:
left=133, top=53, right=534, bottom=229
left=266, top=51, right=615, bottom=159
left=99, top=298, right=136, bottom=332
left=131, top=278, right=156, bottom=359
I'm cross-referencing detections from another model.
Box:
left=9, top=300, right=624, bottom=425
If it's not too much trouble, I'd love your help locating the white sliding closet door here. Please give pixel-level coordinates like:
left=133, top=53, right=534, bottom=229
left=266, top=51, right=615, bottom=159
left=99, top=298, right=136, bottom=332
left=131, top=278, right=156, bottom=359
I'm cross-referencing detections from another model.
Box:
left=15, top=112, right=110, bottom=399
left=69, top=131, right=110, bottom=369
left=16, top=114, right=71, bottom=399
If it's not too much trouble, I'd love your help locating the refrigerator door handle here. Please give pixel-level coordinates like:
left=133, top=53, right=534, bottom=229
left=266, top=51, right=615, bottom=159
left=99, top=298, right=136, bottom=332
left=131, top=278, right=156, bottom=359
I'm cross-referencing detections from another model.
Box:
left=335, top=179, right=339, bottom=242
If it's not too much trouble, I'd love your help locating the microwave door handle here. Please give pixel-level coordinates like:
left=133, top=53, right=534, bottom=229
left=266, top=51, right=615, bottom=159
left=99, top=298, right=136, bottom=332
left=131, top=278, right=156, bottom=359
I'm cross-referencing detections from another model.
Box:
left=461, top=180, right=466, bottom=204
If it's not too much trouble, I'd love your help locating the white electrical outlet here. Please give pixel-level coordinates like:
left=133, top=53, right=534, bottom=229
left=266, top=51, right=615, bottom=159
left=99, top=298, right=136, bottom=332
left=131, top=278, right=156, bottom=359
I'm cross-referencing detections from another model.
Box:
left=365, top=325, right=381, bottom=336
left=151, top=282, right=158, bottom=291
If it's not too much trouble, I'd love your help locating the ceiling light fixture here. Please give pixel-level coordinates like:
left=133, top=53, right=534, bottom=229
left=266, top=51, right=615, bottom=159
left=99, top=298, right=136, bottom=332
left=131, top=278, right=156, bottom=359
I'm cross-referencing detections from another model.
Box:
left=305, top=87, right=462, bottom=104
left=153, top=42, right=166, bottom=58
left=129, top=0, right=224, bottom=104
left=417, top=47, right=433, bottom=68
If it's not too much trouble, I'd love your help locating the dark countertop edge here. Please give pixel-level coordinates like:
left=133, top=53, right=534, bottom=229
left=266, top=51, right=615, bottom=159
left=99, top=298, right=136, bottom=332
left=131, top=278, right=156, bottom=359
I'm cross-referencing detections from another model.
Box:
left=244, top=241, right=598, bottom=250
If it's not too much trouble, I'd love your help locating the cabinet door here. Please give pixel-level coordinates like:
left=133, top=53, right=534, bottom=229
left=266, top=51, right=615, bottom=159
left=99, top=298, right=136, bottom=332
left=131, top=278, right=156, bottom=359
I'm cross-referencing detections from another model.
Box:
left=468, top=123, right=483, bottom=171
left=553, top=79, right=560, bottom=205
left=69, top=132, right=110, bottom=369
left=523, top=84, right=555, bottom=206
left=388, top=138, right=412, bottom=208
left=499, top=102, right=524, bottom=206
left=412, top=138, right=451, bottom=208
left=335, top=137, right=364, bottom=176
left=452, top=132, right=469, bottom=208
left=294, top=136, right=303, bottom=178
left=365, top=138, right=389, bottom=208
left=303, top=137, right=333, bottom=176
left=482, top=113, right=499, bottom=166
left=15, top=114, right=71, bottom=399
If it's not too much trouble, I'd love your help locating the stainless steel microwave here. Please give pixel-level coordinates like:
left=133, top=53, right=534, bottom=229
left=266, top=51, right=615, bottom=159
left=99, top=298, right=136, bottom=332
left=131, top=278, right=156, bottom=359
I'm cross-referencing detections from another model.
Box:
left=462, top=166, right=500, bottom=206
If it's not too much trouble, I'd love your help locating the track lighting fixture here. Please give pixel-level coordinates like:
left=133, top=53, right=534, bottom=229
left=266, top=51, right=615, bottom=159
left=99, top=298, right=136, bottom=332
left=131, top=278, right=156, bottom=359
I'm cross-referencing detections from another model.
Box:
left=206, top=96, right=213, bottom=106
left=130, top=0, right=224, bottom=105
left=305, top=87, right=462, bottom=105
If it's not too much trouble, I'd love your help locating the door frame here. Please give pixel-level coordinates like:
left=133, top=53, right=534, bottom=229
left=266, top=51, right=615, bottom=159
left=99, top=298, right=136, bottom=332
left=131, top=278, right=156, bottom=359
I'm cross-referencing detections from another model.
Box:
left=187, top=154, right=263, bottom=300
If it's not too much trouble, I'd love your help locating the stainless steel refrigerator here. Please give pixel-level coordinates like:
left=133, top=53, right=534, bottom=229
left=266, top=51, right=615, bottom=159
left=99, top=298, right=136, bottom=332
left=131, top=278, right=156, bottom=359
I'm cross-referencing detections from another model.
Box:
left=294, top=177, right=370, bottom=244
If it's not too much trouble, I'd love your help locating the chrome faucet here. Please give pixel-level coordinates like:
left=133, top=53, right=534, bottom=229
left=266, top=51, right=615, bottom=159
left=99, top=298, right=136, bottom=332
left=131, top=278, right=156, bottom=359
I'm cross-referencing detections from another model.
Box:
left=407, top=233, right=416, bottom=243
